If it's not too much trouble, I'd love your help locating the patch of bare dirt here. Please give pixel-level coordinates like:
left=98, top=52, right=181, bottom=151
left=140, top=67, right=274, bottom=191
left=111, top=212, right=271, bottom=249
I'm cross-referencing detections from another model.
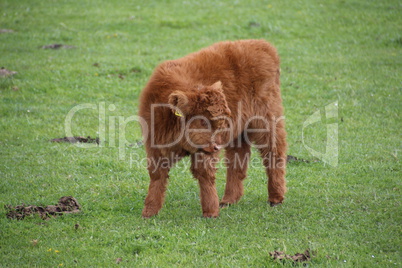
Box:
left=287, top=155, right=312, bottom=163
left=50, top=136, right=99, bottom=144
left=41, top=44, right=76, bottom=49
left=0, top=29, right=14, bottom=33
left=0, top=67, right=17, bottom=77
left=6, top=196, right=81, bottom=220
left=270, top=249, right=312, bottom=263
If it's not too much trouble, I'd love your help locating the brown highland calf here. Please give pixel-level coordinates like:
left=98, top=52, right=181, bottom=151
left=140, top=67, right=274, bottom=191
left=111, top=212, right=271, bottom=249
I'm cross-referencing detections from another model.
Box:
left=139, top=39, right=287, bottom=218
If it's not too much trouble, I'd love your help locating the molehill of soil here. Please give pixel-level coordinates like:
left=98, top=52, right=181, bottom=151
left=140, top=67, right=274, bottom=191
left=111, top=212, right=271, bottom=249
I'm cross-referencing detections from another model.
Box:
left=269, top=249, right=312, bottom=263
left=6, top=196, right=81, bottom=220
left=50, top=136, right=99, bottom=144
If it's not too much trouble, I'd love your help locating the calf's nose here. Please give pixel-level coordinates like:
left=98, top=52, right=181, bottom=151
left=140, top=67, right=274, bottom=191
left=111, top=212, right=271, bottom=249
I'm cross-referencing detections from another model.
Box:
left=213, top=144, right=221, bottom=152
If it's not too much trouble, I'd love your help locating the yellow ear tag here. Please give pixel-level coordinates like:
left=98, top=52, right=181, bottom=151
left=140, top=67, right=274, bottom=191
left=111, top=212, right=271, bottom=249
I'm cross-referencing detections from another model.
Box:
left=174, top=110, right=183, bottom=117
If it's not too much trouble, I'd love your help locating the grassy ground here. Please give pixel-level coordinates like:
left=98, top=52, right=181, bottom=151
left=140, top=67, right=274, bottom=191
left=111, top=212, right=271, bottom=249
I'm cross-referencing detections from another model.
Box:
left=0, top=0, right=400, bottom=267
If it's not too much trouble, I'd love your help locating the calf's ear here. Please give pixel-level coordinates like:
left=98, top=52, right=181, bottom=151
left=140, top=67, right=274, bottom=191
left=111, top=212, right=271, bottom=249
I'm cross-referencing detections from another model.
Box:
left=210, top=81, right=223, bottom=92
left=206, top=81, right=231, bottom=117
left=168, top=91, right=189, bottom=116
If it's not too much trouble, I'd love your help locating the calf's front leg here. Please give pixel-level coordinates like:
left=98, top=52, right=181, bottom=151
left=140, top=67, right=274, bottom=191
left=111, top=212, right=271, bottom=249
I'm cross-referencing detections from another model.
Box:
left=190, top=153, right=219, bottom=218
left=220, top=141, right=251, bottom=207
left=142, top=167, right=169, bottom=218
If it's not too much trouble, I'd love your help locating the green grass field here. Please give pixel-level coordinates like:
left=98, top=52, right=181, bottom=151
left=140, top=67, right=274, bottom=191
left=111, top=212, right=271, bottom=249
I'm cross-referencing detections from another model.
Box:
left=1, top=0, right=400, bottom=266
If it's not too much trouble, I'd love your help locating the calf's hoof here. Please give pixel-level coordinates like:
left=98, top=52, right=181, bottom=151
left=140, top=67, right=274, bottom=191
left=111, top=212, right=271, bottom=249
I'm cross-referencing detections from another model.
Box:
left=219, top=202, right=230, bottom=208
left=142, top=208, right=159, bottom=218
left=202, top=212, right=219, bottom=218
left=268, top=195, right=285, bottom=206
left=142, top=213, right=154, bottom=219
left=269, top=201, right=283, bottom=207
left=219, top=196, right=241, bottom=208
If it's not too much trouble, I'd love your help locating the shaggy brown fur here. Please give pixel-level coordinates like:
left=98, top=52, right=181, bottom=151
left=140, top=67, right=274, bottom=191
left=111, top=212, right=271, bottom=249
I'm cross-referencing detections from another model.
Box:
left=139, top=39, right=287, bottom=218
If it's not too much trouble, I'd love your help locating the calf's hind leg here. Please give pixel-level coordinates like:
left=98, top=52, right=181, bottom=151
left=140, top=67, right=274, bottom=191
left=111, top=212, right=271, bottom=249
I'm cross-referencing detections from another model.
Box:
left=251, top=117, right=287, bottom=206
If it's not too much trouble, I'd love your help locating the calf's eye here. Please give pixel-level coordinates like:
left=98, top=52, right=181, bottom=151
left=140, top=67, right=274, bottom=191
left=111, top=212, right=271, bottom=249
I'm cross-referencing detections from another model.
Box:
left=200, top=120, right=208, bottom=127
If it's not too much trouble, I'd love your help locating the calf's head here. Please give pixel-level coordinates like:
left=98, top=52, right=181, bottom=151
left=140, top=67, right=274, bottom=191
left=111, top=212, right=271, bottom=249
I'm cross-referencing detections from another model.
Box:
left=168, top=81, right=231, bottom=154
